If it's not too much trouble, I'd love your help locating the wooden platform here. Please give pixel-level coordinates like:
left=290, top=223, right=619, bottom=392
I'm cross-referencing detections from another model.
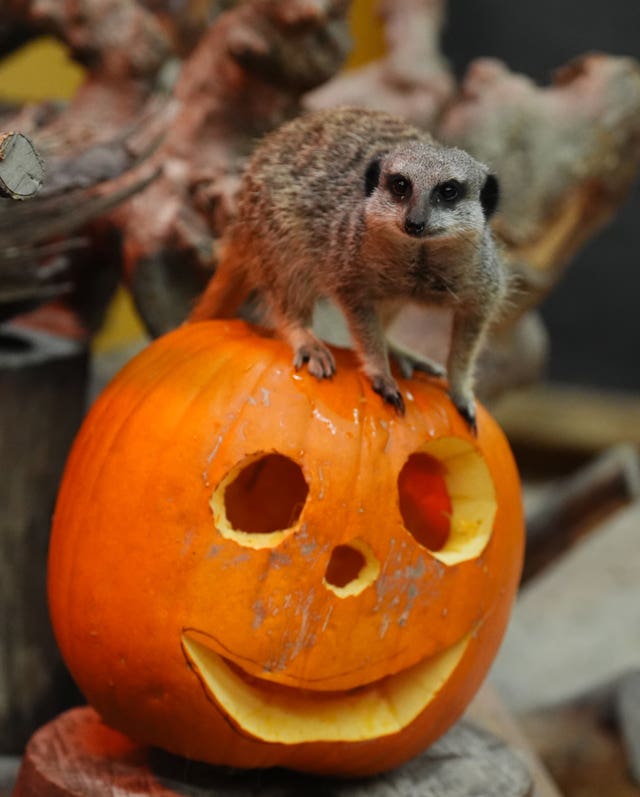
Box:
left=13, top=703, right=536, bottom=797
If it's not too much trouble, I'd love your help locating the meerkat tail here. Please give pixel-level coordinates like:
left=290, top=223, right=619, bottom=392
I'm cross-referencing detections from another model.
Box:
left=189, top=255, right=249, bottom=322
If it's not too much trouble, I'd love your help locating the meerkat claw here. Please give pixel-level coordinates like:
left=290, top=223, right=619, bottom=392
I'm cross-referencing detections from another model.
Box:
left=294, top=343, right=336, bottom=379
left=453, top=398, right=478, bottom=435
left=372, top=375, right=405, bottom=415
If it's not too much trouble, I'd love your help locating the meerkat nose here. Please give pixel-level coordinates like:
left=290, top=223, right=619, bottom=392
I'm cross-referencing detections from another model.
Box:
left=404, top=219, right=426, bottom=237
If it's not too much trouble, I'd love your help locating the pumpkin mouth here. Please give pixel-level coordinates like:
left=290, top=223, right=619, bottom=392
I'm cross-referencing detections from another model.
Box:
left=182, top=629, right=472, bottom=743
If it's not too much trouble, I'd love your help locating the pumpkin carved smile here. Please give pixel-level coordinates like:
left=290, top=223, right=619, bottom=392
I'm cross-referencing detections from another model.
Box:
left=182, top=629, right=473, bottom=743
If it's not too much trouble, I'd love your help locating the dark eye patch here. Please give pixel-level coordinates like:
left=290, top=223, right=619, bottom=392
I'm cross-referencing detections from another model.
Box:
left=480, top=174, right=500, bottom=218
left=364, top=158, right=381, bottom=197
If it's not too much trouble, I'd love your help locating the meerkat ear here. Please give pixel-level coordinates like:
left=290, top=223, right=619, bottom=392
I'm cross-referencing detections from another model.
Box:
left=480, top=173, right=500, bottom=218
left=364, top=158, right=382, bottom=196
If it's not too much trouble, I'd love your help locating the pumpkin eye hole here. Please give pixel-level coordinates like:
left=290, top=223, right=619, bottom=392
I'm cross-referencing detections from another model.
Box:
left=324, top=540, right=380, bottom=597
left=398, top=453, right=452, bottom=552
left=398, top=438, right=497, bottom=564
left=212, top=453, right=308, bottom=548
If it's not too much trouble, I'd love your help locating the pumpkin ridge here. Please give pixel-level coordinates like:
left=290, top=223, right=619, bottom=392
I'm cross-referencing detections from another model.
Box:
left=49, top=340, right=198, bottom=659
left=202, top=343, right=285, bottom=495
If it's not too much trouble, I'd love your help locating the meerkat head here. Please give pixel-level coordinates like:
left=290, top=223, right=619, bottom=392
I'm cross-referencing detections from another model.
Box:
left=364, top=142, right=499, bottom=240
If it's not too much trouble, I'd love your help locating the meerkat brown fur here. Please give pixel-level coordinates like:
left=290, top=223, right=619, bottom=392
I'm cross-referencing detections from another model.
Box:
left=190, top=107, right=506, bottom=432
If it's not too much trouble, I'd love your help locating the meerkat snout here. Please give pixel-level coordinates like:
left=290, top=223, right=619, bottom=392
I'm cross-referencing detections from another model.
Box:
left=404, top=218, right=426, bottom=237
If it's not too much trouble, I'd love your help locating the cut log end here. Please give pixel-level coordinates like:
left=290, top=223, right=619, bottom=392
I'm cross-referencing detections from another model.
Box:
left=0, top=132, right=45, bottom=200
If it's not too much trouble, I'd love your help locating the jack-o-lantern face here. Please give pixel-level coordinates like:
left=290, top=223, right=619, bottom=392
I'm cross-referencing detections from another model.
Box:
left=48, top=320, right=524, bottom=777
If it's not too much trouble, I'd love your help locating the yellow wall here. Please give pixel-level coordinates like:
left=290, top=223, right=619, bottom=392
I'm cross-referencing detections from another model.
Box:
left=0, top=36, right=83, bottom=102
left=347, top=0, right=386, bottom=67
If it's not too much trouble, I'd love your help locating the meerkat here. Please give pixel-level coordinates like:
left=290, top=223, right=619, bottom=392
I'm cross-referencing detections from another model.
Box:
left=189, top=107, right=506, bottom=432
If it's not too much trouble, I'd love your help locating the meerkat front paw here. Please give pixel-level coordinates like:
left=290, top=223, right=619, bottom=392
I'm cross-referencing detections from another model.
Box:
left=371, top=373, right=405, bottom=415
left=450, top=393, right=478, bottom=435
left=293, top=342, right=336, bottom=379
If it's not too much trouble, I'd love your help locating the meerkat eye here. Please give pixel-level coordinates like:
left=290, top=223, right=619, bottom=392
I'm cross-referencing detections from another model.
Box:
left=388, top=174, right=412, bottom=199
left=436, top=180, right=463, bottom=203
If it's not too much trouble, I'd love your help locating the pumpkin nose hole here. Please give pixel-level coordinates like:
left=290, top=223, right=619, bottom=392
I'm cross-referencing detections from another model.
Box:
left=324, top=540, right=380, bottom=597
left=211, top=453, right=308, bottom=548
left=398, top=452, right=451, bottom=551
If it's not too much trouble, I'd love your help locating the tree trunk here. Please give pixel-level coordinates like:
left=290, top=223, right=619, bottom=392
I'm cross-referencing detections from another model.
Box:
left=0, top=323, right=87, bottom=752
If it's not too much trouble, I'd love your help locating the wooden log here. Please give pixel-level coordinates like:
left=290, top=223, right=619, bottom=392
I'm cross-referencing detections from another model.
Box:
left=493, top=383, right=640, bottom=455
left=467, top=685, right=563, bottom=797
left=521, top=695, right=639, bottom=797
left=306, top=0, right=455, bottom=131
left=438, top=54, right=640, bottom=323
left=523, top=444, right=640, bottom=581
left=0, top=756, right=21, bottom=797
left=118, top=0, right=351, bottom=333
left=5, top=0, right=170, bottom=80
left=0, top=323, right=88, bottom=753
left=518, top=669, right=640, bottom=792
left=0, top=133, right=43, bottom=200
left=616, top=670, right=640, bottom=786
left=526, top=444, right=640, bottom=544
left=12, top=705, right=533, bottom=797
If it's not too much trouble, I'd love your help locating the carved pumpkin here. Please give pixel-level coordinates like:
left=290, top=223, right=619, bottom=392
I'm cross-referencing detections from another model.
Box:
left=48, top=320, right=524, bottom=776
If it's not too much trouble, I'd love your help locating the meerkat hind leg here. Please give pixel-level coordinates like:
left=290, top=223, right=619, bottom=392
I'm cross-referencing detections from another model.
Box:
left=388, top=340, right=447, bottom=380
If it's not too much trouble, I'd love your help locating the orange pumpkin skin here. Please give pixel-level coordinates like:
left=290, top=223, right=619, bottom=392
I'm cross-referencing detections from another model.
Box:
left=48, top=320, right=524, bottom=776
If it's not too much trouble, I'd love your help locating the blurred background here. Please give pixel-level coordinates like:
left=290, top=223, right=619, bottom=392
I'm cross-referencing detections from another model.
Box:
left=3, top=0, right=638, bottom=389
left=444, top=0, right=640, bottom=392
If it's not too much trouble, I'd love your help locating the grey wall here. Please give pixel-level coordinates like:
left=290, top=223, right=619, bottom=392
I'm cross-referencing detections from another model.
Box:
left=442, top=1, right=640, bottom=390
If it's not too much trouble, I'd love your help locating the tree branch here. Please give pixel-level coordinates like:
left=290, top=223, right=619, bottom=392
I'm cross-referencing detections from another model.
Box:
left=0, top=132, right=43, bottom=199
